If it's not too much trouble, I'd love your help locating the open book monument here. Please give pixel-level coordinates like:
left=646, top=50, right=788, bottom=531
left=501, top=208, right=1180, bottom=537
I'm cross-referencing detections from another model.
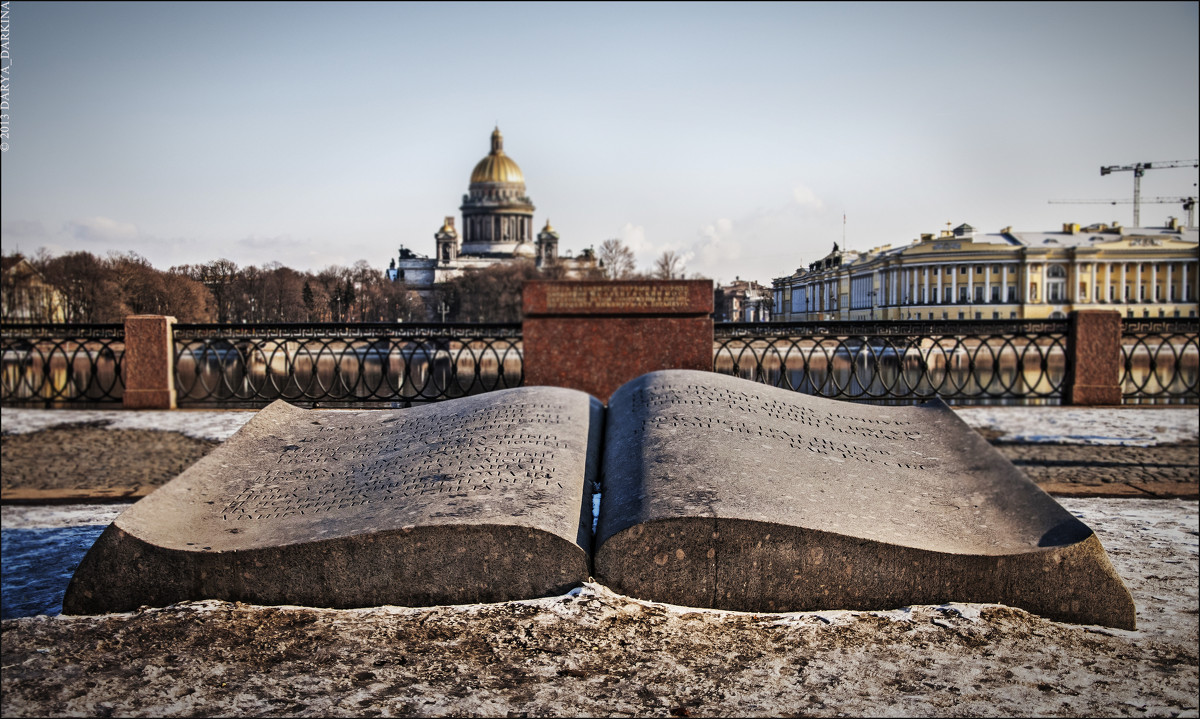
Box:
left=63, top=370, right=1136, bottom=629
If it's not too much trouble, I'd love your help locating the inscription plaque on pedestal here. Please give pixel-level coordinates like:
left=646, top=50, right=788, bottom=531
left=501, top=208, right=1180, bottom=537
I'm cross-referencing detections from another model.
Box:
left=65, top=370, right=1135, bottom=629
left=523, top=280, right=714, bottom=402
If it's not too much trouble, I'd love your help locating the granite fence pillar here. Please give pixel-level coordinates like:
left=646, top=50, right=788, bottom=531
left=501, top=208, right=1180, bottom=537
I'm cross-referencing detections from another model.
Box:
left=522, top=280, right=713, bottom=402
left=1064, top=309, right=1122, bottom=406
left=123, top=315, right=177, bottom=409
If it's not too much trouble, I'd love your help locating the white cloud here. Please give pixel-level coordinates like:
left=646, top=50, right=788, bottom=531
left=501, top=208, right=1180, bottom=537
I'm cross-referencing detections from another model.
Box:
left=792, top=185, right=824, bottom=210
left=609, top=184, right=829, bottom=281
left=616, top=221, right=701, bottom=275
left=676, top=185, right=835, bottom=282
left=618, top=222, right=653, bottom=257
left=695, top=217, right=740, bottom=270
left=63, top=217, right=140, bottom=244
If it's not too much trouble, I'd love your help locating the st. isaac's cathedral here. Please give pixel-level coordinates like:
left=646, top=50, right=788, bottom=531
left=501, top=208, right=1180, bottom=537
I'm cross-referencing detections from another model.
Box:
left=388, top=128, right=598, bottom=305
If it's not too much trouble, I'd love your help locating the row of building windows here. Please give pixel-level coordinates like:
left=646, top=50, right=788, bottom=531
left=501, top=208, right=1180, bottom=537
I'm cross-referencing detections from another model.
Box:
left=894, top=308, right=1196, bottom=320
left=865, top=263, right=1193, bottom=305
left=772, top=230, right=1199, bottom=322
left=902, top=262, right=1190, bottom=275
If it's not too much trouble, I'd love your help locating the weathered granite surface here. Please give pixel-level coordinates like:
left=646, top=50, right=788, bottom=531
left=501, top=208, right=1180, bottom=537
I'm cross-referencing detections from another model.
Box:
left=523, top=280, right=713, bottom=401
left=121, top=315, right=176, bottom=410
left=594, top=370, right=1137, bottom=629
left=1065, top=309, right=1122, bottom=405
left=63, top=388, right=602, bottom=614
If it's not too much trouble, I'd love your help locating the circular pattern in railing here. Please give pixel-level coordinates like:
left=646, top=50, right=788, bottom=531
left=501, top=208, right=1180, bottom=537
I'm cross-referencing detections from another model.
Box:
left=0, top=325, right=125, bottom=406
left=171, top=323, right=524, bottom=406
left=712, top=321, right=1072, bottom=405
left=4, top=319, right=1196, bottom=407
left=1121, top=322, right=1200, bottom=403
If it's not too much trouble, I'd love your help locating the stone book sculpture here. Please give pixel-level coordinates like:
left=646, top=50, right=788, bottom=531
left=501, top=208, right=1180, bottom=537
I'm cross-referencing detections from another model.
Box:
left=63, top=370, right=1136, bottom=629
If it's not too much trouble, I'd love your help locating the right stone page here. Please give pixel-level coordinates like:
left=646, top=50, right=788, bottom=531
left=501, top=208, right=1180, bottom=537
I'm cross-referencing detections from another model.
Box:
left=594, top=370, right=1136, bottom=629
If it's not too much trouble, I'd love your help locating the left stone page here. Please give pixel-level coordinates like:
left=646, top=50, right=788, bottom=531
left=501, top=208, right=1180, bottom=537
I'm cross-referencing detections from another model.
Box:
left=63, top=387, right=603, bottom=614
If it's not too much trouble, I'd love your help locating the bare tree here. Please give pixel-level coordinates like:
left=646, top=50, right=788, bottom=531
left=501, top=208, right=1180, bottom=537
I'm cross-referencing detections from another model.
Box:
left=652, top=250, right=686, bottom=280
left=370, top=278, right=421, bottom=322
left=304, top=279, right=332, bottom=322
left=41, top=251, right=122, bottom=322
left=258, top=263, right=306, bottom=322
left=314, top=266, right=352, bottom=322
left=338, top=260, right=416, bottom=322
left=107, top=252, right=161, bottom=316
left=191, top=259, right=240, bottom=323
left=5, top=250, right=430, bottom=325
left=598, top=238, right=637, bottom=280
left=103, top=252, right=215, bottom=321
left=437, top=261, right=540, bottom=323
left=160, top=270, right=216, bottom=322
left=301, top=281, right=317, bottom=321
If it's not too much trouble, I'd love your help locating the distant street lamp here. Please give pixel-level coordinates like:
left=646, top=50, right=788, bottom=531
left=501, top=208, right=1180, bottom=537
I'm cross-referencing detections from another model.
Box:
left=438, top=301, right=451, bottom=323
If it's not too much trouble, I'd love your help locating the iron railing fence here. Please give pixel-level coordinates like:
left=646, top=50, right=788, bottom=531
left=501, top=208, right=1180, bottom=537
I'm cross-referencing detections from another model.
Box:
left=3, top=318, right=1196, bottom=408
left=172, top=323, right=524, bottom=407
left=0, top=324, right=125, bottom=407
left=1120, top=319, right=1200, bottom=404
left=714, top=320, right=1071, bottom=405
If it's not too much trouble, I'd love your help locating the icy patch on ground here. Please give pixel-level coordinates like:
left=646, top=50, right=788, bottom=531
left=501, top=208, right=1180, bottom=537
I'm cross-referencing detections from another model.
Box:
left=1, top=526, right=109, bottom=619
left=1, top=408, right=256, bottom=440
left=1, top=503, right=131, bottom=620
left=1, top=503, right=130, bottom=529
left=1000, top=434, right=1159, bottom=446
left=955, top=407, right=1198, bottom=445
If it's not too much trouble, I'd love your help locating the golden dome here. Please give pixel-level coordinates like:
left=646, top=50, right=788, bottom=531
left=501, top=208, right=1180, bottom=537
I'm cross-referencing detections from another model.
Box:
left=470, top=127, right=525, bottom=185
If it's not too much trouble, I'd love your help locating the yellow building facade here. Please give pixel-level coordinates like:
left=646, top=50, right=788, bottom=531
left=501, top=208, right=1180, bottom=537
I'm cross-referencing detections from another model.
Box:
left=772, top=221, right=1199, bottom=322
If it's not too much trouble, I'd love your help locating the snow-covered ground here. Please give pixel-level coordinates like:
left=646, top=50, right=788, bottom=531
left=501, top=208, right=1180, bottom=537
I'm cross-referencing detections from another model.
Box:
left=4, top=405, right=1196, bottom=445
left=2, top=498, right=1196, bottom=718
left=1, top=408, right=257, bottom=441
left=955, top=407, right=1199, bottom=446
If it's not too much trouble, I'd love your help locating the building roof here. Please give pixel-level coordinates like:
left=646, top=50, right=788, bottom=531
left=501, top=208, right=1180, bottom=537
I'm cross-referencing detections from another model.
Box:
left=1011, top=225, right=1197, bottom=249
left=1, top=256, right=41, bottom=277
left=772, top=222, right=1198, bottom=283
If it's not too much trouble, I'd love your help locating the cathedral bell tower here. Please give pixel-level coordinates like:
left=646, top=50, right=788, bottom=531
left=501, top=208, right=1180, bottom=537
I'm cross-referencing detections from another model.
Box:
left=536, top=220, right=559, bottom=268
left=435, top=217, right=458, bottom=265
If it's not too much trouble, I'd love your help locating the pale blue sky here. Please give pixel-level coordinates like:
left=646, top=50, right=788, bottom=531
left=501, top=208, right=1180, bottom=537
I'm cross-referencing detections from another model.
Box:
left=2, top=1, right=1197, bottom=284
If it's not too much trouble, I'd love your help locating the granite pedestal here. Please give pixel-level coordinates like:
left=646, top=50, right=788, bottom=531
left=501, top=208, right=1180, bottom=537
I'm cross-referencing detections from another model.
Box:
left=522, top=280, right=713, bottom=402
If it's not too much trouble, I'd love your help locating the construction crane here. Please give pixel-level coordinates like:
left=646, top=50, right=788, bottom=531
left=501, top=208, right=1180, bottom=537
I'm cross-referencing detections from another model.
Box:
left=1048, top=196, right=1197, bottom=229
left=1099, top=160, right=1198, bottom=227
